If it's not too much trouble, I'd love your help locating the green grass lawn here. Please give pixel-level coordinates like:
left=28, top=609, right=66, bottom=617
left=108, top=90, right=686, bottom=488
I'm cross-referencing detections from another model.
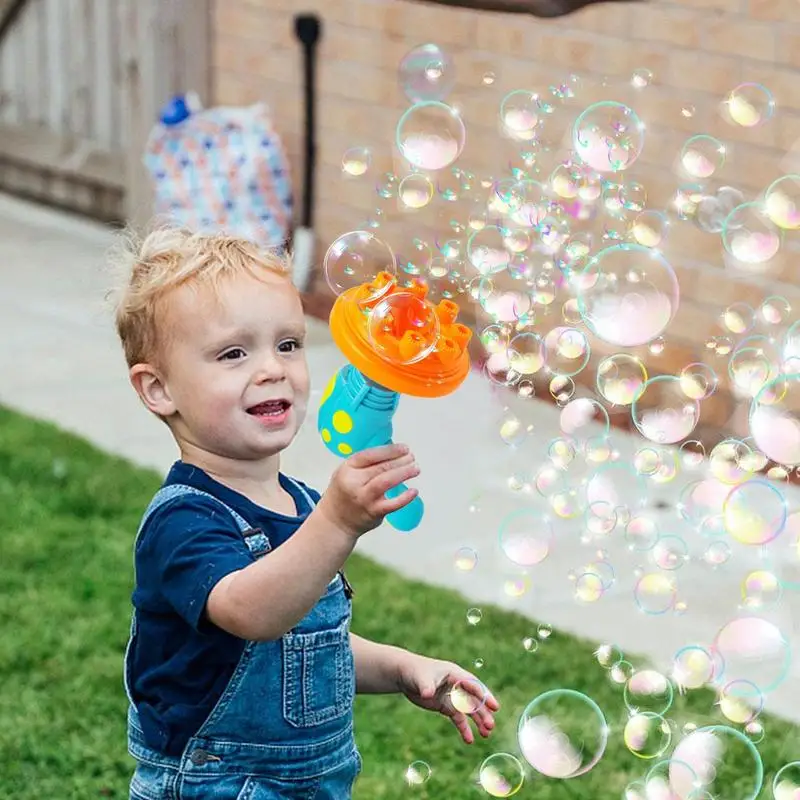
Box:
left=0, top=403, right=797, bottom=799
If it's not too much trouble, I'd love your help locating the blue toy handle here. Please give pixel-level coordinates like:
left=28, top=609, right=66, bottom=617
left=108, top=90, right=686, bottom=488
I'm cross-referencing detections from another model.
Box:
left=318, top=364, right=424, bottom=532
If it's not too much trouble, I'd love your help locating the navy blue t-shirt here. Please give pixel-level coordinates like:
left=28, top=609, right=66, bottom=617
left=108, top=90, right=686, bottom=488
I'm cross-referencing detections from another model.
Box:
left=127, top=460, right=321, bottom=757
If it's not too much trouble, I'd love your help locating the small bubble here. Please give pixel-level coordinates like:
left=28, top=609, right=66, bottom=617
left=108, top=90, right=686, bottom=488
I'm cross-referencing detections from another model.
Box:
left=474, top=657, right=485, bottom=669
left=681, top=103, right=696, bottom=118
left=522, top=636, right=539, bottom=653
left=405, top=760, right=432, bottom=786
left=631, top=68, right=653, bottom=89
left=482, top=71, right=496, bottom=86
left=466, top=607, right=483, bottom=625
left=537, top=623, right=553, bottom=639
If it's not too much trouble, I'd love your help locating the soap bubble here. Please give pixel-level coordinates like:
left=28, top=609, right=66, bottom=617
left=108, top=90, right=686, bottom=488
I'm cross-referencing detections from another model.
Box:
left=517, top=689, right=608, bottom=778
left=398, top=43, right=455, bottom=103
left=671, top=645, right=719, bottom=690
left=450, top=676, right=489, bottom=713
left=765, top=175, right=800, bottom=230
left=653, top=535, right=689, bottom=570
left=760, top=294, right=792, bottom=325
left=729, top=346, right=775, bottom=398
left=631, top=68, right=654, bottom=89
left=713, top=616, right=791, bottom=695
left=498, top=511, right=553, bottom=566
left=644, top=758, right=698, bottom=800
left=323, top=231, right=396, bottom=297
left=632, top=376, right=701, bottom=444
left=405, top=760, right=432, bottom=785
left=455, top=546, right=478, bottom=571
left=560, top=398, right=610, bottom=442
left=624, top=669, right=674, bottom=715
left=679, top=362, right=718, bottom=401
left=722, top=479, right=787, bottom=546
left=625, top=515, right=660, bottom=552
left=543, top=326, right=591, bottom=377
left=397, top=102, right=465, bottom=171
left=631, top=210, right=669, bottom=248
left=368, top=291, right=440, bottom=365
left=596, top=354, right=648, bottom=405
left=671, top=726, right=763, bottom=800
left=508, top=332, right=544, bottom=376
left=773, top=762, right=800, bottom=800
left=398, top=173, right=435, bottom=209
left=722, top=202, right=782, bottom=265
left=680, top=135, right=726, bottom=180
left=467, top=607, right=483, bottom=625
left=634, top=572, right=677, bottom=615
left=500, top=90, right=541, bottom=141
left=478, top=753, right=525, bottom=797
left=576, top=244, right=679, bottom=347
left=341, top=147, right=371, bottom=177
left=624, top=712, right=672, bottom=759
left=467, top=225, right=511, bottom=275
left=723, top=83, right=775, bottom=128
left=750, top=373, right=800, bottom=465
left=718, top=679, right=763, bottom=724
left=595, top=643, right=624, bottom=668
left=573, top=102, right=645, bottom=173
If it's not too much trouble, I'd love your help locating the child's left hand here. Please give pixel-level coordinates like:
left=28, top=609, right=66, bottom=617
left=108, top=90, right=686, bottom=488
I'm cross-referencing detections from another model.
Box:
left=396, top=653, right=500, bottom=744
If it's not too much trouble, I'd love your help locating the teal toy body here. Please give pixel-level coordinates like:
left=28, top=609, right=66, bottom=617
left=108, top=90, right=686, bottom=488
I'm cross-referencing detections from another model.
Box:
left=317, top=364, right=424, bottom=532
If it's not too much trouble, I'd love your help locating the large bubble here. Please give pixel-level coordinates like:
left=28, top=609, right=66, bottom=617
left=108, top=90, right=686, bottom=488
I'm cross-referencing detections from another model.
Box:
left=750, top=373, right=800, bottom=465
left=398, top=43, right=456, bottom=103
left=670, top=726, right=763, bottom=800
left=631, top=376, right=700, bottom=444
left=397, top=102, right=466, bottom=171
left=573, top=102, right=645, bottom=172
left=367, top=291, right=441, bottom=365
left=478, top=753, right=525, bottom=797
left=722, top=479, right=788, bottom=546
left=517, top=689, right=608, bottom=778
left=576, top=244, right=679, bottom=347
left=712, top=616, right=792, bottom=695
left=773, top=761, right=800, bottom=800
left=323, top=231, right=396, bottom=297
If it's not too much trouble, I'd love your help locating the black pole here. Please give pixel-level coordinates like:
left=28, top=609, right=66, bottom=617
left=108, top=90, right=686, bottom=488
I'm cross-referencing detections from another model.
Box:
left=294, top=14, right=321, bottom=230
left=0, top=0, right=30, bottom=45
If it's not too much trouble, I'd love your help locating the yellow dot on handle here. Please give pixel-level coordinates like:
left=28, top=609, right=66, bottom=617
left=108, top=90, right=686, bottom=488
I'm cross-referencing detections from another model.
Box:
left=321, top=428, right=332, bottom=443
left=332, top=410, right=353, bottom=434
left=338, top=442, right=353, bottom=455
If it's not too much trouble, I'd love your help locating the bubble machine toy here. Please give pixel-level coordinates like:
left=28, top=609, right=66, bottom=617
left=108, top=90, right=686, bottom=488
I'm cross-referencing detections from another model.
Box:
left=317, top=265, right=472, bottom=531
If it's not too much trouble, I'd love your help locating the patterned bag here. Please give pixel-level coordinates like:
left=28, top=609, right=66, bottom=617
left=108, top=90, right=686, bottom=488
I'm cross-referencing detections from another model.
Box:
left=144, top=99, right=293, bottom=249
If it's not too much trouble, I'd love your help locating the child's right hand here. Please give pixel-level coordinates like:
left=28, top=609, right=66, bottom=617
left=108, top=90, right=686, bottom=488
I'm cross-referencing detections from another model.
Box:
left=317, top=443, right=420, bottom=537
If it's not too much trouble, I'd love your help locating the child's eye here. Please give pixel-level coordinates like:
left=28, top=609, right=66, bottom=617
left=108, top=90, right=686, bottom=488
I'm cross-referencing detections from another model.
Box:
left=219, top=348, right=246, bottom=361
left=278, top=339, right=303, bottom=354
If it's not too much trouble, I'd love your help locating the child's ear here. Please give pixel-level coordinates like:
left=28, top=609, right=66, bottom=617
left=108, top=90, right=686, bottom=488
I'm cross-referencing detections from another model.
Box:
left=129, top=363, right=176, bottom=417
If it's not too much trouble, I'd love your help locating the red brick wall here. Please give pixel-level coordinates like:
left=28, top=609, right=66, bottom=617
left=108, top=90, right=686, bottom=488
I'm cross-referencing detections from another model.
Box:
left=212, top=0, right=800, bottom=444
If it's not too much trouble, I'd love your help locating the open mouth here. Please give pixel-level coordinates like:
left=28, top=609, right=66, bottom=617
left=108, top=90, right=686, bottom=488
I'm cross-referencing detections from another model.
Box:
left=247, top=400, right=291, bottom=417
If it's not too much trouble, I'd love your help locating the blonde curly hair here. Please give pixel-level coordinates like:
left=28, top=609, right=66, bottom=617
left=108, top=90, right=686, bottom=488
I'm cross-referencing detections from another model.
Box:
left=106, top=226, right=293, bottom=373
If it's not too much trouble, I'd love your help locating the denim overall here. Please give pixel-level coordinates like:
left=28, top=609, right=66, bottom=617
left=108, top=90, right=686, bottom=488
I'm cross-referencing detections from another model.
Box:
left=124, top=480, right=360, bottom=800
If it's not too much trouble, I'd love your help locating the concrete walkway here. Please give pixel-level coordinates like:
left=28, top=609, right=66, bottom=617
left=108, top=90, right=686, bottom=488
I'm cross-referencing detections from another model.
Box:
left=1, top=192, right=798, bottom=724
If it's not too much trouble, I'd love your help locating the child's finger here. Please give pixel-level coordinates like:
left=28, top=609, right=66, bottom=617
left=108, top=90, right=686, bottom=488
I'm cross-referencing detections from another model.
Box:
left=348, top=443, right=409, bottom=468
left=450, top=711, right=474, bottom=744
left=370, top=462, right=420, bottom=496
left=375, top=487, right=419, bottom=516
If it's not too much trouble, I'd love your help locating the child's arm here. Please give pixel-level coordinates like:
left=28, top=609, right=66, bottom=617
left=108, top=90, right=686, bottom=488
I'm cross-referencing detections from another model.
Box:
left=207, top=443, right=419, bottom=641
left=350, top=632, right=414, bottom=693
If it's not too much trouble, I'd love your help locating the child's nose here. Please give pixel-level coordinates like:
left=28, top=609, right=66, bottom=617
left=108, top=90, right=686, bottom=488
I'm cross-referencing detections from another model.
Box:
left=254, top=355, right=286, bottom=382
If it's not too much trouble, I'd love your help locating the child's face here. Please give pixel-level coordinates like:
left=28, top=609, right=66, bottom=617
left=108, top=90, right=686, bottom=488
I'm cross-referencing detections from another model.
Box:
left=158, top=269, right=310, bottom=463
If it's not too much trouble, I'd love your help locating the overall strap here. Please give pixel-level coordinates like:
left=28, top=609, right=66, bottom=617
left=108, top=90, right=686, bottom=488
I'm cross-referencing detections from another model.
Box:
left=284, top=475, right=317, bottom=511
left=137, top=483, right=252, bottom=537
